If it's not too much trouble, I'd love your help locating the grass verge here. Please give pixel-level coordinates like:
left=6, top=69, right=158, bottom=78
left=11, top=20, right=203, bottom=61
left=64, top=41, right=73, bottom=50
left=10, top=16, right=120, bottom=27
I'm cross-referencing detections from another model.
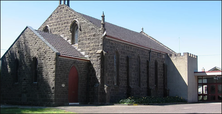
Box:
left=1, top=107, right=74, bottom=113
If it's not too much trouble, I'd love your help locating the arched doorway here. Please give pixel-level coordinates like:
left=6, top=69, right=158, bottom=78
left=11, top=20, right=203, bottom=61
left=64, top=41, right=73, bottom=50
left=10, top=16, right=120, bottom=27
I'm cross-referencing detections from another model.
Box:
left=68, top=66, right=78, bottom=102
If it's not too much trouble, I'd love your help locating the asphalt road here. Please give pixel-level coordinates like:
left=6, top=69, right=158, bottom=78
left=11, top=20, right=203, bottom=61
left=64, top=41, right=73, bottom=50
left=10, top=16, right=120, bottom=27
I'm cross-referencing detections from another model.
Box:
left=1, top=102, right=221, bottom=113
left=56, top=102, right=221, bottom=113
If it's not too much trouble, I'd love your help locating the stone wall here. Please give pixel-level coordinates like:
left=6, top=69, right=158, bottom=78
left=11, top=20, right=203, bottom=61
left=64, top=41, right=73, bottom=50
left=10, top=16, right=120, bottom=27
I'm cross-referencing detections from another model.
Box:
left=1, top=27, right=57, bottom=106
left=55, top=56, right=89, bottom=106
left=103, top=37, right=166, bottom=103
left=38, top=4, right=104, bottom=103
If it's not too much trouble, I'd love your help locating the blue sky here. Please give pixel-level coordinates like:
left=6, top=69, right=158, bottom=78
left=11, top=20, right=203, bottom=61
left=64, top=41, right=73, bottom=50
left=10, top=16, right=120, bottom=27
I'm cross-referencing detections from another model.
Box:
left=1, top=1, right=221, bottom=71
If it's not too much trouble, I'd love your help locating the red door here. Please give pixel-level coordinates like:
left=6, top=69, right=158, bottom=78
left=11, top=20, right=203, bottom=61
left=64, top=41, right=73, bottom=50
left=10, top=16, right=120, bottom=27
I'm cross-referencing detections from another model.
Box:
left=68, top=66, right=78, bottom=102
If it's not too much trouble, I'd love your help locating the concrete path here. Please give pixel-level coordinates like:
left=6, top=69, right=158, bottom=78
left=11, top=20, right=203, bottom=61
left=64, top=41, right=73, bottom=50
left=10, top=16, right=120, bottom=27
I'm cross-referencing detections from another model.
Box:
left=56, top=103, right=221, bottom=113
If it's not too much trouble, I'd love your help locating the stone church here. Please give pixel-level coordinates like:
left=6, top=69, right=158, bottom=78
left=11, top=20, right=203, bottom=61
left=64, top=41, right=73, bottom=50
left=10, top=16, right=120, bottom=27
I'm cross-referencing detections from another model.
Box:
left=1, top=1, right=198, bottom=106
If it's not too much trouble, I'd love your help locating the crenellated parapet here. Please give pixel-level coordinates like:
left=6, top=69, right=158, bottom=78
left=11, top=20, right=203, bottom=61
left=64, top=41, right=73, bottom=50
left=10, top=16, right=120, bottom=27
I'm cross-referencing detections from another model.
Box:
left=168, top=52, right=197, bottom=59
left=188, top=53, right=197, bottom=58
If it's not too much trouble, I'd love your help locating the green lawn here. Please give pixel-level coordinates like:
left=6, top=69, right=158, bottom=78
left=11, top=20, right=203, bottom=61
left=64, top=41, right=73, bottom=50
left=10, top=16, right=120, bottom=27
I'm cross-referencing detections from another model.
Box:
left=1, top=107, right=75, bottom=113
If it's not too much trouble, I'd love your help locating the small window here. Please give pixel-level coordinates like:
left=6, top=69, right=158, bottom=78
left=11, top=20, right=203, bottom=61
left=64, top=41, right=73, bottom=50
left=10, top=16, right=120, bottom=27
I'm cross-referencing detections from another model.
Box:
left=33, top=57, right=38, bottom=83
left=15, top=59, right=19, bottom=83
left=70, top=21, right=79, bottom=44
left=114, top=51, right=119, bottom=85
left=155, top=60, right=158, bottom=87
left=138, top=56, right=141, bottom=87
left=43, top=25, right=50, bottom=33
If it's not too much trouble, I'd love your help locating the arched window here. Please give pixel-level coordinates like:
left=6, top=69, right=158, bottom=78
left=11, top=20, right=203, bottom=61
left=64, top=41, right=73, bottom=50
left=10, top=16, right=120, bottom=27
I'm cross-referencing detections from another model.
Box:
left=155, top=60, right=158, bottom=87
left=33, top=57, right=38, bottom=83
left=15, top=59, right=19, bottom=83
left=126, top=56, right=130, bottom=87
left=43, top=25, right=50, bottom=33
left=70, top=20, right=79, bottom=44
left=163, top=63, right=167, bottom=97
left=114, top=51, right=119, bottom=85
left=126, top=56, right=131, bottom=97
left=138, top=56, right=141, bottom=87
left=147, top=60, right=151, bottom=96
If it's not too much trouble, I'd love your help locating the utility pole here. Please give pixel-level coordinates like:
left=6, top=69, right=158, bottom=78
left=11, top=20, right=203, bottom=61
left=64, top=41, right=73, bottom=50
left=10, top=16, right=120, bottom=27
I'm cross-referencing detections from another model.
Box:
left=179, top=37, right=180, bottom=53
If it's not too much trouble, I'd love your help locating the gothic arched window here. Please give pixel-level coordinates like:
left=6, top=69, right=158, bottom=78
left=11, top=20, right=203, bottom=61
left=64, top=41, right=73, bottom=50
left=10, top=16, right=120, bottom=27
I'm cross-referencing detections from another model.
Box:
left=15, top=59, right=19, bottom=83
left=138, top=56, right=141, bottom=87
left=70, top=20, right=79, bottom=44
left=114, top=51, right=119, bottom=85
left=155, top=60, right=158, bottom=87
left=33, top=57, right=38, bottom=83
left=163, top=63, right=167, bottom=97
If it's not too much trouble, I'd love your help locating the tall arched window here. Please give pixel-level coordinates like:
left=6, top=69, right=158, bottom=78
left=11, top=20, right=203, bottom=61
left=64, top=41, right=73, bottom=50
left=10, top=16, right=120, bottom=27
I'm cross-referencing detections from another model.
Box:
left=43, top=25, right=50, bottom=33
left=15, top=59, right=19, bottom=83
left=126, top=56, right=130, bottom=97
left=163, top=63, right=167, bottom=97
left=147, top=60, right=151, bottom=96
left=138, top=56, right=141, bottom=87
left=155, top=60, right=158, bottom=87
left=114, top=51, right=119, bottom=85
left=33, top=57, right=38, bottom=83
left=70, top=20, right=79, bottom=44
left=126, top=56, right=130, bottom=87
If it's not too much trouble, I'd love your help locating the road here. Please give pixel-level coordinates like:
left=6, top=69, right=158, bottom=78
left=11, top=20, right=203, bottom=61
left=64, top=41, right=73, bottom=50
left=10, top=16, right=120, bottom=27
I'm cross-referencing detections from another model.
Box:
left=56, top=102, right=221, bottom=113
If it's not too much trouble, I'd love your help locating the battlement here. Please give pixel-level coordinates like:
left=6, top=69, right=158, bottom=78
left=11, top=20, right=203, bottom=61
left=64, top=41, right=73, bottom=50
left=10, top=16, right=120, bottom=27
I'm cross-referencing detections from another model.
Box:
left=168, top=52, right=197, bottom=58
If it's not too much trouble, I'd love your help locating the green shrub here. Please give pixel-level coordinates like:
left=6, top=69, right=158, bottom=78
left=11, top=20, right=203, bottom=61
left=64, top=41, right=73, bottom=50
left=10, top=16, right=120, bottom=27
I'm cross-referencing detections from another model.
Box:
left=119, top=97, right=136, bottom=104
left=119, top=96, right=187, bottom=104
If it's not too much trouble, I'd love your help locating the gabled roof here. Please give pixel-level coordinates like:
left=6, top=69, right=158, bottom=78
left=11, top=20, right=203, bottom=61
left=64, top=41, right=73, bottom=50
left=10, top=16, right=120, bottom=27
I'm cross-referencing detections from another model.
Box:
left=35, top=30, right=84, bottom=58
left=208, top=66, right=221, bottom=71
left=79, top=12, right=176, bottom=54
left=2, top=26, right=85, bottom=60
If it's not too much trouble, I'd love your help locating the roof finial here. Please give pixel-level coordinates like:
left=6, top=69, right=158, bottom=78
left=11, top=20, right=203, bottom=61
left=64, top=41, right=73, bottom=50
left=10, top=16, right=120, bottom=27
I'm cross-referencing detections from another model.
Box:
left=142, top=27, right=144, bottom=32
left=202, top=67, right=205, bottom=72
left=101, top=11, right=106, bottom=33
